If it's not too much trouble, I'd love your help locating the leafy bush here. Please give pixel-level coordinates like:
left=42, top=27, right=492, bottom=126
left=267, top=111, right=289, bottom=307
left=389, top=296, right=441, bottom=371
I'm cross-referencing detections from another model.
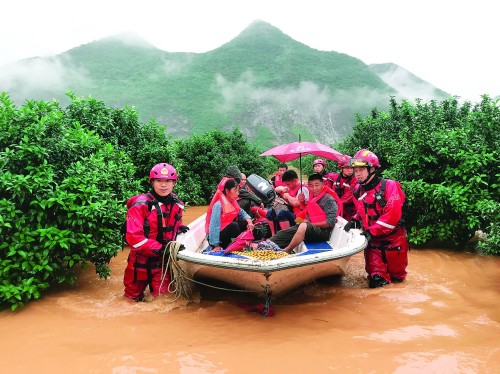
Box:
left=64, top=92, right=176, bottom=189
left=0, top=93, right=140, bottom=310
left=476, top=200, right=500, bottom=255
left=174, top=129, right=272, bottom=204
left=339, top=96, right=499, bottom=254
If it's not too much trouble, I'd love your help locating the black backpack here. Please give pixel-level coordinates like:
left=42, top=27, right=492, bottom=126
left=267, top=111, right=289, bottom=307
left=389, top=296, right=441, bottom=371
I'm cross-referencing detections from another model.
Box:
left=253, top=221, right=273, bottom=240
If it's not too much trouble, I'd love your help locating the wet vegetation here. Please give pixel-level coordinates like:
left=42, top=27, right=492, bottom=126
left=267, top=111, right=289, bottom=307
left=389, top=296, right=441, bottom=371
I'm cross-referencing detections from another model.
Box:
left=339, top=96, right=499, bottom=255
left=0, top=92, right=498, bottom=310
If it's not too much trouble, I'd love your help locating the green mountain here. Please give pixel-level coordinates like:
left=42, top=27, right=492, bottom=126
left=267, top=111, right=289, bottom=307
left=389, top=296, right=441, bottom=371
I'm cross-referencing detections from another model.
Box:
left=0, top=20, right=449, bottom=149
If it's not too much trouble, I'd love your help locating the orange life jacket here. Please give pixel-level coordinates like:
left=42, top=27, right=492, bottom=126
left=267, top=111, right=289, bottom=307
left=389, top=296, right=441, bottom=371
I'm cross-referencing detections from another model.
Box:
left=296, top=186, right=343, bottom=224
left=285, top=183, right=308, bottom=215
left=273, top=173, right=286, bottom=187
left=205, top=179, right=241, bottom=234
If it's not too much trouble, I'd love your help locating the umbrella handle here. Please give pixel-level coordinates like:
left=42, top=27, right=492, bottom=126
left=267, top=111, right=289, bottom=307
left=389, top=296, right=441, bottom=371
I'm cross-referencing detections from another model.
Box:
left=299, top=153, right=303, bottom=191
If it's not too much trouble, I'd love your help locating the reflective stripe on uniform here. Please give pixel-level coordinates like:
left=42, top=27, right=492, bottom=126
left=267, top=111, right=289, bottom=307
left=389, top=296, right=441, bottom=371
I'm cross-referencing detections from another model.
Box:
left=133, top=238, right=148, bottom=248
left=376, top=220, right=396, bottom=229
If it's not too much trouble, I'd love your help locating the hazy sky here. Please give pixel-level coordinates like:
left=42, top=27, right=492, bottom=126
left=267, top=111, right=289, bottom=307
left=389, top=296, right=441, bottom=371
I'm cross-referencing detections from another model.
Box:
left=1, top=0, right=498, bottom=102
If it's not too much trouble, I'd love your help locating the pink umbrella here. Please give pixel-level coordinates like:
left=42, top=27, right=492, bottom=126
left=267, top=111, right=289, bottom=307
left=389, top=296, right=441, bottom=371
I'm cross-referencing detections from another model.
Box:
left=259, top=140, right=343, bottom=183
left=259, top=141, right=343, bottom=163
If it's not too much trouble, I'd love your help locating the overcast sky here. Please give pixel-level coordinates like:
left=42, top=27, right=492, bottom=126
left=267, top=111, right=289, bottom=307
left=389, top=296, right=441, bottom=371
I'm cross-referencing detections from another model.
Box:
left=1, top=0, right=498, bottom=102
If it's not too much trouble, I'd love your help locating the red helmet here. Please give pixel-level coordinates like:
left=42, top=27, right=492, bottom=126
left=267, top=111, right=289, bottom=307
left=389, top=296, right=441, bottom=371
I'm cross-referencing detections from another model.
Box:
left=149, top=163, right=178, bottom=181
left=313, top=159, right=326, bottom=167
left=349, top=149, right=381, bottom=168
left=337, top=155, right=351, bottom=168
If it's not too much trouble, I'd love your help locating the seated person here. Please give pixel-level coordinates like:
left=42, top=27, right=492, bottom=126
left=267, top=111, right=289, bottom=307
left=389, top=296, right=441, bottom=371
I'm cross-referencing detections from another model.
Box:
left=205, top=178, right=254, bottom=252
left=268, top=173, right=338, bottom=253
left=252, top=169, right=309, bottom=230
left=237, top=173, right=264, bottom=214
left=251, top=170, right=309, bottom=230
left=270, top=163, right=288, bottom=188
left=210, top=164, right=243, bottom=200
left=273, top=169, right=309, bottom=229
left=225, top=164, right=242, bottom=183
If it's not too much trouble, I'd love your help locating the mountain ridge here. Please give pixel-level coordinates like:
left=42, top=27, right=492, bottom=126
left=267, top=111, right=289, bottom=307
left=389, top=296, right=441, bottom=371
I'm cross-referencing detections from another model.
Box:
left=0, top=20, right=449, bottom=149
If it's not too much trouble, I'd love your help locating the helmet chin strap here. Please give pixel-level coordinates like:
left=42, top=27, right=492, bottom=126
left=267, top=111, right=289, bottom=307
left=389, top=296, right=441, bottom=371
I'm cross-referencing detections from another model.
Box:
left=360, top=167, right=376, bottom=185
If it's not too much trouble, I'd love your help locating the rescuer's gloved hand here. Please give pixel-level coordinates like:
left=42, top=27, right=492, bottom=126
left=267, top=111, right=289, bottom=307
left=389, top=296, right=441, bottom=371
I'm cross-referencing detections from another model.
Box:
left=178, top=225, right=190, bottom=234
left=362, top=230, right=373, bottom=242
left=152, top=244, right=170, bottom=257
left=344, top=219, right=360, bottom=232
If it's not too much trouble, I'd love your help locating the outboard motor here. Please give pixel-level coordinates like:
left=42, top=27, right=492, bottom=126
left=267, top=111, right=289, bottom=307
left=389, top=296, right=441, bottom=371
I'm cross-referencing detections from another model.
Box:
left=246, top=174, right=276, bottom=205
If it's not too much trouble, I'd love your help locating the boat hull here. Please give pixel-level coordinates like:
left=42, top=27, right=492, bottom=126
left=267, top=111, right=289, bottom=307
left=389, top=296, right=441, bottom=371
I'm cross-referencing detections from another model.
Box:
left=180, top=257, right=349, bottom=298
left=175, top=213, right=367, bottom=299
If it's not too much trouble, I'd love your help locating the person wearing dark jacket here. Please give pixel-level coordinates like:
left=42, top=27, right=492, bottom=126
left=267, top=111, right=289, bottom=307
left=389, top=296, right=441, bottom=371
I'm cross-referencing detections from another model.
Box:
left=237, top=173, right=263, bottom=214
left=236, top=173, right=264, bottom=230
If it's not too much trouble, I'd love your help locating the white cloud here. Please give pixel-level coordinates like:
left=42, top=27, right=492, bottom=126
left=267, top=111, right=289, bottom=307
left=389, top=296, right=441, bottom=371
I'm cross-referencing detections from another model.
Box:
left=0, top=56, right=89, bottom=97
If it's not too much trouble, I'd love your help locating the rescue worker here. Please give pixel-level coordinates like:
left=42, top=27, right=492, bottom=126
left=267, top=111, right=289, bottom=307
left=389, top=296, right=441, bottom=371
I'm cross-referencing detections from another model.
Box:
left=344, top=149, right=409, bottom=288
left=327, top=155, right=357, bottom=221
left=206, top=178, right=254, bottom=252
left=312, top=159, right=333, bottom=188
left=268, top=173, right=338, bottom=253
left=123, top=163, right=188, bottom=301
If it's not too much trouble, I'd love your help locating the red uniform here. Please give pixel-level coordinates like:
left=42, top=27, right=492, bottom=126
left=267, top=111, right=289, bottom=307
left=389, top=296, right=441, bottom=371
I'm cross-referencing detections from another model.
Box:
left=123, top=192, right=184, bottom=300
left=353, top=178, right=408, bottom=284
left=328, top=172, right=357, bottom=221
left=322, top=171, right=334, bottom=189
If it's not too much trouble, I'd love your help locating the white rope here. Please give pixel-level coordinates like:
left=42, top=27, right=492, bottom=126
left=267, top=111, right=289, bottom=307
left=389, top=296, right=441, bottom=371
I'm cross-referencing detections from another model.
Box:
left=159, top=241, right=193, bottom=302
left=159, top=242, right=269, bottom=303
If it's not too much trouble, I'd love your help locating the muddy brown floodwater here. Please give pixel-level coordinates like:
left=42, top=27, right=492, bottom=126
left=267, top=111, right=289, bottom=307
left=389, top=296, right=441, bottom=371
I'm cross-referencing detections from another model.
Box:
left=1, top=206, right=499, bottom=373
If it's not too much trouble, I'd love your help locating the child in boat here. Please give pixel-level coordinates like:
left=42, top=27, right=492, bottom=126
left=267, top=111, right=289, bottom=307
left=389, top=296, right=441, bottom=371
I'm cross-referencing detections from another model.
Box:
left=206, top=178, right=254, bottom=252
left=123, top=163, right=188, bottom=302
left=267, top=173, right=338, bottom=253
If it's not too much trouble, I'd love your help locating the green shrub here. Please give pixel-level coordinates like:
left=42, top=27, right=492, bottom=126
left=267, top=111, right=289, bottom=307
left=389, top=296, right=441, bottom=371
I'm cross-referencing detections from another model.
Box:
left=174, top=128, right=271, bottom=204
left=339, top=96, right=499, bottom=254
left=0, top=93, right=139, bottom=310
left=64, top=92, right=176, bottom=188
